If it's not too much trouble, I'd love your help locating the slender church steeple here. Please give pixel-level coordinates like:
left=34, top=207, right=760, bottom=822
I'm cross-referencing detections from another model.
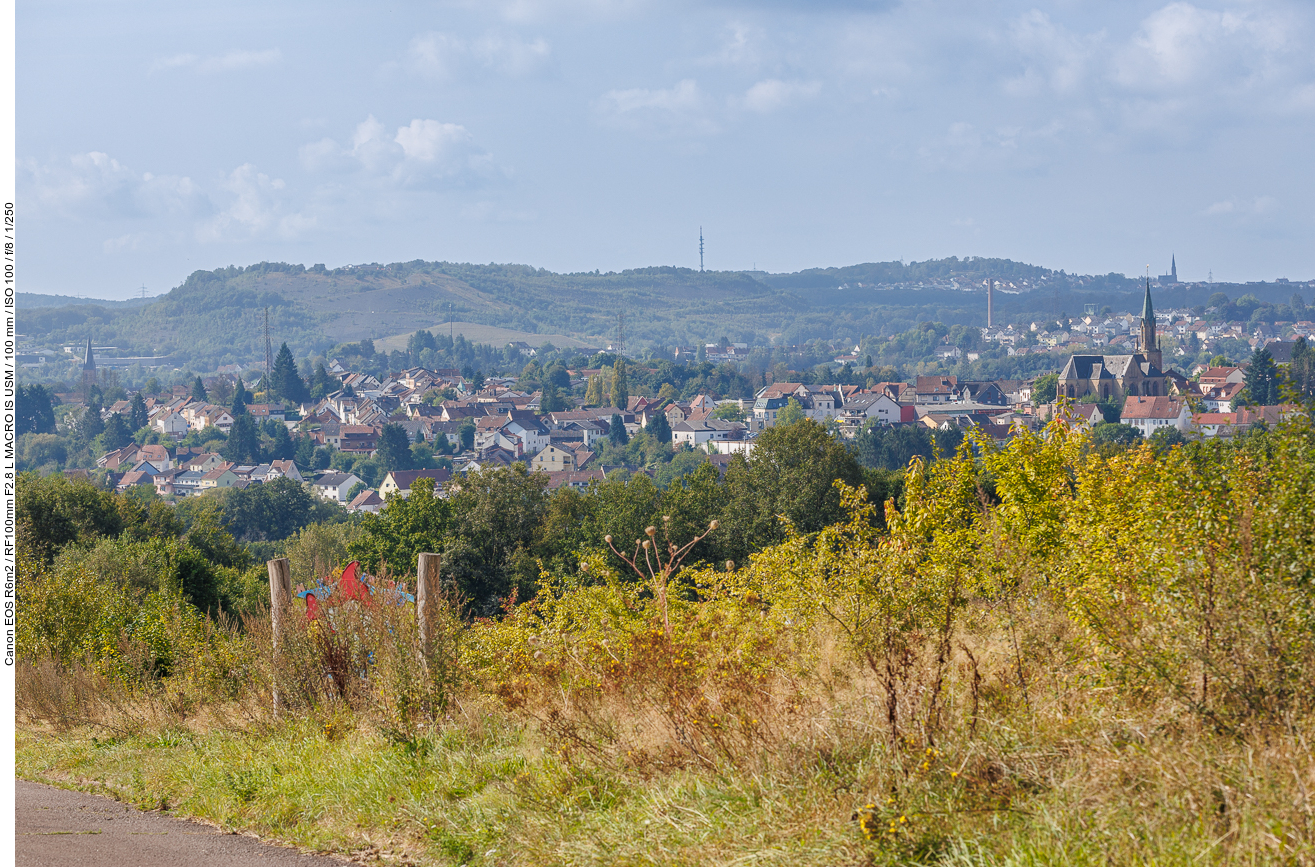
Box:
left=1139, top=277, right=1161, bottom=370
left=81, top=337, right=98, bottom=396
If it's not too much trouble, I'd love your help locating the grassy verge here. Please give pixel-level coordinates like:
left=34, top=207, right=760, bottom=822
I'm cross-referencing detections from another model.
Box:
left=18, top=700, right=1315, bottom=866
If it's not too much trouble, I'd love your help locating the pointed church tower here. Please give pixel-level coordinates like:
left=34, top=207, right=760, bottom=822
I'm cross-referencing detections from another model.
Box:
left=1170, top=254, right=1177, bottom=283
left=1139, top=277, right=1162, bottom=371
left=81, top=337, right=98, bottom=394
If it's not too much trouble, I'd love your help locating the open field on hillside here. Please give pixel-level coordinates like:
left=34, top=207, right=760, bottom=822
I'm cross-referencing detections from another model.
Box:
left=375, top=321, right=598, bottom=353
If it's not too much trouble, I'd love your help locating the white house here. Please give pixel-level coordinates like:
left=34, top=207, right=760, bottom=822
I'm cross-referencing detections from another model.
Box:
left=1121, top=396, right=1190, bottom=438
left=671, top=420, right=748, bottom=448
left=154, top=411, right=190, bottom=440
left=378, top=469, right=452, bottom=499
left=837, top=394, right=902, bottom=432
left=312, top=472, right=363, bottom=503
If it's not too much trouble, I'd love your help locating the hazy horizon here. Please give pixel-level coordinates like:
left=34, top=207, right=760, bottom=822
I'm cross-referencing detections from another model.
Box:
left=20, top=1, right=1315, bottom=300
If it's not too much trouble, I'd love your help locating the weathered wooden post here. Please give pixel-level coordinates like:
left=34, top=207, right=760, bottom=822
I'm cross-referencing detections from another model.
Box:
left=416, top=553, right=441, bottom=659
left=267, top=558, right=293, bottom=714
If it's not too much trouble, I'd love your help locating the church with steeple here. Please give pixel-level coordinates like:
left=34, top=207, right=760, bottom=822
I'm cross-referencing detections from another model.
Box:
left=1056, top=278, right=1166, bottom=402
left=1157, top=255, right=1179, bottom=285
left=81, top=337, right=97, bottom=393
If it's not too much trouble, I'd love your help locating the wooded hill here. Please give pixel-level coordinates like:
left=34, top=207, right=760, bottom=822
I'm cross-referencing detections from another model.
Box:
left=16, top=257, right=1307, bottom=372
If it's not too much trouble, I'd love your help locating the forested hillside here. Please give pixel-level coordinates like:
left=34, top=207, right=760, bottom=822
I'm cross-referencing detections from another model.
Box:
left=17, top=257, right=1309, bottom=372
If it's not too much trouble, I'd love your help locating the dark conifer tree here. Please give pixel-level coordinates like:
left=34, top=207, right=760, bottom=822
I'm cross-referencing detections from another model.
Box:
left=130, top=392, right=149, bottom=431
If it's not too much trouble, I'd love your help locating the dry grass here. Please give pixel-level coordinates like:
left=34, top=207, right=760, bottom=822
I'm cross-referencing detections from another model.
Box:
left=18, top=596, right=1315, bottom=866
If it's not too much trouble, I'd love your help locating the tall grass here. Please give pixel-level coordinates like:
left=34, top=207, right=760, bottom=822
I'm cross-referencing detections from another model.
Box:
left=17, top=415, right=1315, bottom=864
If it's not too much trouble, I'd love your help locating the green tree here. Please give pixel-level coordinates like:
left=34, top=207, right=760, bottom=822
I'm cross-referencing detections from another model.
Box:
left=613, top=358, right=629, bottom=409
left=310, top=362, right=335, bottom=400
left=100, top=412, right=132, bottom=451
left=348, top=477, right=452, bottom=582
left=458, top=419, right=476, bottom=451
left=711, top=402, right=745, bottom=422
left=1150, top=426, right=1188, bottom=455
left=647, top=411, right=672, bottom=443
left=79, top=398, right=105, bottom=443
left=16, top=385, right=57, bottom=435
left=1090, top=422, right=1142, bottom=449
left=720, top=419, right=865, bottom=562
left=1289, top=337, right=1314, bottom=402
left=609, top=413, right=629, bottom=447
left=1243, top=347, right=1281, bottom=406
left=265, top=422, right=296, bottom=461
left=219, top=476, right=339, bottom=542
left=191, top=376, right=208, bottom=402
left=376, top=423, right=415, bottom=471
left=1032, top=373, right=1059, bottom=405
left=129, top=391, right=149, bottom=431
left=16, top=473, right=124, bottom=564
left=295, top=433, right=316, bottom=468
left=443, top=463, right=551, bottom=610
left=231, top=380, right=248, bottom=416
left=540, top=382, right=567, bottom=413
left=223, top=413, right=262, bottom=464
left=272, top=342, right=309, bottom=404
left=775, top=397, right=807, bottom=427
left=854, top=422, right=963, bottom=471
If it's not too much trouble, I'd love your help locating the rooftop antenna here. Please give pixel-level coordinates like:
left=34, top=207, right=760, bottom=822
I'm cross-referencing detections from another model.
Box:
left=263, top=306, right=274, bottom=400
left=699, top=227, right=704, bottom=273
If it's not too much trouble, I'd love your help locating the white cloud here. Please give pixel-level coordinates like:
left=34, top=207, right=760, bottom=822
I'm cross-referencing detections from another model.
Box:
left=739, top=78, right=821, bottom=113
left=151, top=48, right=282, bottom=74
left=199, top=164, right=313, bottom=242
left=1201, top=196, right=1278, bottom=218
left=595, top=79, right=718, bottom=136
left=1005, top=10, right=1100, bottom=97
left=300, top=116, right=499, bottom=187
left=406, top=30, right=551, bottom=79
left=21, top=152, right=211, bottom=221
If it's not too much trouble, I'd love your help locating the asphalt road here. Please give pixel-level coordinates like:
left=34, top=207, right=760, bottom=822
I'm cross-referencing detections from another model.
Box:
left=16, top=779, right=349, bottom=866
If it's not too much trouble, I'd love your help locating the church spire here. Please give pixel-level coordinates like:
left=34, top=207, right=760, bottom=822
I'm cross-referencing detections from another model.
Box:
left=1139, top=277, right=1162, bottom=371
left=82, top=337, right=96, bottom=371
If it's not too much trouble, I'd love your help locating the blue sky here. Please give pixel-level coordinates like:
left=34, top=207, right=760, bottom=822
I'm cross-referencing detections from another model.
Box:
left=18, top=0, right=1315, bottom=299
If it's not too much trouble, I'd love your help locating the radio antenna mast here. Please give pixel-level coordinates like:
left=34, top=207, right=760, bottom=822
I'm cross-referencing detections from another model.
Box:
left=699, top=227, right=704, bottom=273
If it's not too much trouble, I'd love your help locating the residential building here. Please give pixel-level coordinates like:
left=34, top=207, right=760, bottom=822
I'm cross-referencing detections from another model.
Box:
left=671, top=420, right=748, bottom=448
left=378, top=468, right=452, bottom=499
left=313, top=472, right=363, bottom=503
left=347, top=489, right=385, bottom=514
left=531, top=445, right=582, bottom=473
left=1121, top=396, right=1190, bottom=438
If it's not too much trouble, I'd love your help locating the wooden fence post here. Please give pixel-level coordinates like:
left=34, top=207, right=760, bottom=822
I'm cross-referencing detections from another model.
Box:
left=267, top=558, right=292, bottom=714
left=416, top=553, right=441, bottom=659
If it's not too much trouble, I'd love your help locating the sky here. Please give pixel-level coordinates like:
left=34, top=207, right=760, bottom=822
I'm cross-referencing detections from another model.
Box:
left=17, top=0, right=1315, bottom=299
